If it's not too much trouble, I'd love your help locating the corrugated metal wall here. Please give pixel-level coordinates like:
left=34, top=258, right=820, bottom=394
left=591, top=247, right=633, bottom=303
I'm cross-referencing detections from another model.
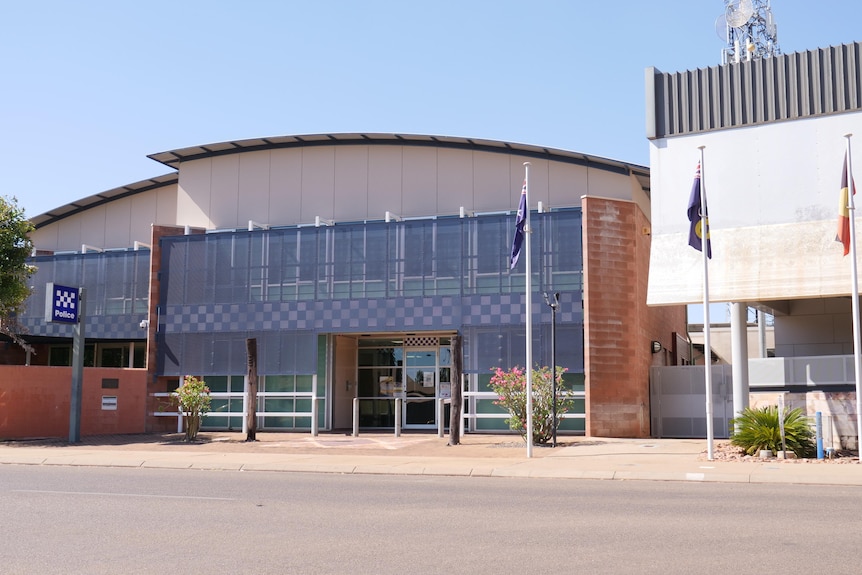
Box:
left=647, top=42, right=862, bottom=139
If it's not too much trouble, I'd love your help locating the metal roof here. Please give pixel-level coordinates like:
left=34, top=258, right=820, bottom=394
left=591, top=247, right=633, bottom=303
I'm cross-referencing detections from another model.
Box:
left=31, top=173, right=178, bottom=229
left=33, top=133, right=650, bottom=229
left=148, top=132, right=650, bottom=188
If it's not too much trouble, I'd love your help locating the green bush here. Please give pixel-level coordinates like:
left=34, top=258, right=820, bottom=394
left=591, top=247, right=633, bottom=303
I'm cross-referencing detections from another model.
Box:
left=730, top=406, right=815, bottom=458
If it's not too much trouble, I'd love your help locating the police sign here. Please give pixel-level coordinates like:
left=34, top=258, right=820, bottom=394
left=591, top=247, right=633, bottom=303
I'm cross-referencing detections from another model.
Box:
left=45, top=282, right=80, bottom=324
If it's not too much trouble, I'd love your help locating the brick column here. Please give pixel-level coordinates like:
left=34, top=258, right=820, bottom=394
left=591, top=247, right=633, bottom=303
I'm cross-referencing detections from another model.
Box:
left=581, top=196, right=686, bottom=438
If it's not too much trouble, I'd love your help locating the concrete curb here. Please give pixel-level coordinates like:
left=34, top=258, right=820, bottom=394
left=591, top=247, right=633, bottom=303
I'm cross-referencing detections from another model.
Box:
left=1, top=436, right=861, bottom=487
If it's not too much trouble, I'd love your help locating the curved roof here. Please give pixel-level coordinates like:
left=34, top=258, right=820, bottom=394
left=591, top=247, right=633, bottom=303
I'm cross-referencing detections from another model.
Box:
left=32, top=173, right=178, bottom=229
left=33, top=133, right=650, bottom=229
left=149, top=132, right=650, bottom=188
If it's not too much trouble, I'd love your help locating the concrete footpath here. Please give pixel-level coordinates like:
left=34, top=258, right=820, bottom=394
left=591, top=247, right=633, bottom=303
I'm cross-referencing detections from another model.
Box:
left=1, top=432, right=860, bottom=486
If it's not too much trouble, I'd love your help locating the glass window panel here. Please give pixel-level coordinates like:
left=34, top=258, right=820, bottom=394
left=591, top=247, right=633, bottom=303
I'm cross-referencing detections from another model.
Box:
left=476, top=331, right=505, bottom=372
left=365, top=280, right=386, bottom=298
left=209, top=398, right=229, bottom=413
left=439, top=347, right=451, bottom=365
left=265, top=375, right=294, bottom=392
left=230, top=375, right=245, bottom=392
left=206, top=376, right=228, bottom=393
left=264, top=416, right=293, bottom=428
left=365, top=226, right=388, bottom=281
left=358, top=349, right=378, bottom=367
left=295, top=375, right=313, bottom=393
left=99, top=346, right=125, bottom=368
left=49, top=346, right=71, bottom=366
left=183, top=239, right=207, bottom=305
left=435, top=220, right=461, bottom=279
left=133, top=344, right=146, bottom=368
left=333, top=228, right=351, bottom=282
left=265, top=398, right=295, bottom=413
left=403, top=222, right=432, bottom=278
left=477, top=218, right=505, bottom=275
left=358, top=370, right=377, bottom=397
left=299, top=231, right=318, bottom=282
left=551, top=211, right=582, bottom=272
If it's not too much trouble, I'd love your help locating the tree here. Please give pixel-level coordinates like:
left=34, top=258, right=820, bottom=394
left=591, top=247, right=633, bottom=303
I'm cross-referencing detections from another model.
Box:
left=0, top=196, right=36, bottom=348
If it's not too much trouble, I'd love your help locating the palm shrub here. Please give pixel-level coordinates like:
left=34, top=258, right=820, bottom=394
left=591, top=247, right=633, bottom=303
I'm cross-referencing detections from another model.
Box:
left=730, top=406, right=815, bottom=458
left=489, top=365, right=573, bottom=444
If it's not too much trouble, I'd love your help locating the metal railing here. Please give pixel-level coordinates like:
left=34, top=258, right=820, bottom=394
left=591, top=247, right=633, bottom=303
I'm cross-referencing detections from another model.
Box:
left=153, top=387, right=320, bottom=436
left=352, top=397, right=400, bottom=437
left=459, top=389, right=586, bottom=432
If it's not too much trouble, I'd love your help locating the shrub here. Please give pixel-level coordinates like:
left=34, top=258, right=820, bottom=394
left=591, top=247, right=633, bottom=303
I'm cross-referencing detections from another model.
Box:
left=173, top=375, right=212, bottom=442
left=730, top=406, right=815, bottom=458
left=489, top=365, right=572, bottom=444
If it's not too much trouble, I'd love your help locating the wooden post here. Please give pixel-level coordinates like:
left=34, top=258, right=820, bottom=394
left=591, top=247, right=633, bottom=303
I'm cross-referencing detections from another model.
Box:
left=246, top=337, right=258, bottom=442
left=448, top=333, right=462, bottom=446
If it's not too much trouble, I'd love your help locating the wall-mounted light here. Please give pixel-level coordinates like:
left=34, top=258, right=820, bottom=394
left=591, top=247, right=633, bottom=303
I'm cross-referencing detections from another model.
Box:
left=651, top=340, right=662, bottom=354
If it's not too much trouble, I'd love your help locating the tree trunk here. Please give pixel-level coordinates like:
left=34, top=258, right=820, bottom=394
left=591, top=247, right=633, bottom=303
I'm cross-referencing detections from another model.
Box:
left=246, top=338, right=258, bottom=441
left=448, top=333, right=462, bottom=446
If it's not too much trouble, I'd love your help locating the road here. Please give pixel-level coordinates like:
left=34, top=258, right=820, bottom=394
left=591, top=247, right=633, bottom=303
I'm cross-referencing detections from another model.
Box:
left=2, top=465, right=861, bottom=574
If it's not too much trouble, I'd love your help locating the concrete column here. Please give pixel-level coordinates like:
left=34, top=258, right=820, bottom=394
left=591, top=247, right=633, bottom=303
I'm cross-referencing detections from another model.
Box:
left=758, top=311, right=768, bottom=358
left=730, top=302, right=750, bottom=418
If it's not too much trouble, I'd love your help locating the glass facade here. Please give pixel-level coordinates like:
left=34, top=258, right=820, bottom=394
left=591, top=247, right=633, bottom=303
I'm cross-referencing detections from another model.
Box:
left=162, top=210, right=582, bottom=306
left=19, top=210, right=585, bottom=432
left=19, top=249, right=151, bottom=341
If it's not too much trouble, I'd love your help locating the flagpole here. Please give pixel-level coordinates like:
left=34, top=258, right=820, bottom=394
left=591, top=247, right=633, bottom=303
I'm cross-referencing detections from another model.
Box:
left=699, top=145, right=715, bottom=461
left=524, top=161, right=534, bottom=458
left=844, top=134, right=862, bottom=461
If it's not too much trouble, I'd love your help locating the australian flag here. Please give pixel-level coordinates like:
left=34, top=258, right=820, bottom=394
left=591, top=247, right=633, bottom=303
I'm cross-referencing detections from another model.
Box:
left=509, top=181, right=527, bottom=269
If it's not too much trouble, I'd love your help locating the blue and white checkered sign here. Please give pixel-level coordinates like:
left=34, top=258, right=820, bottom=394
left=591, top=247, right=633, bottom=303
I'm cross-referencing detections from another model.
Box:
left=46, top=283, right=80, bottom=324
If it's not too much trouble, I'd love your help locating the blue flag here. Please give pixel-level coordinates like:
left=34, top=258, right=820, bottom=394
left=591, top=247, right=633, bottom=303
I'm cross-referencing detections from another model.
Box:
left=687, top=162, right=711, bottom=258
left=509, top=182, right=527, bottom=269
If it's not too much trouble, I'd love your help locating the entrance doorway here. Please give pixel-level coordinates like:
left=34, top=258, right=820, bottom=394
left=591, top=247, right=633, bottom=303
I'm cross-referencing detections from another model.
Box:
left=355, top=335, right=452, bottom=430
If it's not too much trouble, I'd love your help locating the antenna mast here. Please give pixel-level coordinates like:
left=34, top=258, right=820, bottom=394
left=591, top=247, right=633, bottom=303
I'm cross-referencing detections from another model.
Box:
left=717, top=0, right=780, bottom=64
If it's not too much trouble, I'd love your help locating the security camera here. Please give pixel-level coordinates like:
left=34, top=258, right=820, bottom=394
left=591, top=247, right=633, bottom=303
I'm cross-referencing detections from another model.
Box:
left=139, top=319, right=149, bottom=329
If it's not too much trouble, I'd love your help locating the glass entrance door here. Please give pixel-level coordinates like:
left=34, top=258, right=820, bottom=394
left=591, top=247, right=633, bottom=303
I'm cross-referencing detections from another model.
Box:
left=356, top=335, right=452, bottom=430
left=402, top=349, right=438, bottom=428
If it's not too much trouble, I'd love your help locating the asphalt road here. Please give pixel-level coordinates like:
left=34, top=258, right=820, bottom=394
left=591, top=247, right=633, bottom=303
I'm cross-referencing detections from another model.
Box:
left=2, top=465, right=861, bottom=574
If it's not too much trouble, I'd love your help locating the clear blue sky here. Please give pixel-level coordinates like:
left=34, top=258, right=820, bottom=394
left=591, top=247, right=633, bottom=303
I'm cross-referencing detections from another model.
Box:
left=3, top=1, right=861, bottom=219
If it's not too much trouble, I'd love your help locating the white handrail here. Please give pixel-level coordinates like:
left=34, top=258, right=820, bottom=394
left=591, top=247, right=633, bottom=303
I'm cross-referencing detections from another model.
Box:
left=151, top=390, right=319, bottom=435
left=459, top=390, right=586, bottom=432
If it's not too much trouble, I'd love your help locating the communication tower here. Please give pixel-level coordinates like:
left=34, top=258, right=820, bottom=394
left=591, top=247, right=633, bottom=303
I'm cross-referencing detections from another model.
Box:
left=716, top=0, right=780, bottom=64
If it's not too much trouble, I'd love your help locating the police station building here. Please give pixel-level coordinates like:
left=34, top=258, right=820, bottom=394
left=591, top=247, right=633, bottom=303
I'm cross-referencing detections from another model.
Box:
left=13, top=133, right=685, bottom=438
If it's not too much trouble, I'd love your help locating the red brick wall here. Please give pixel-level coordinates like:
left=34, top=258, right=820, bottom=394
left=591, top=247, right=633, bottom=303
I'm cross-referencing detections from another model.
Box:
left=582, top=196, right=687, bottom=438
left=0, top=366, right=147, bottom=439
left=145, top=225, right=203, bottom=432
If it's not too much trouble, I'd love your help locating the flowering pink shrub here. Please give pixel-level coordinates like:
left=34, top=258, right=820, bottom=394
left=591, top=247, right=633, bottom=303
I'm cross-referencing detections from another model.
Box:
left=490, top=365, right=571, bottom=444
left=173, top=375, right=212, bottom=441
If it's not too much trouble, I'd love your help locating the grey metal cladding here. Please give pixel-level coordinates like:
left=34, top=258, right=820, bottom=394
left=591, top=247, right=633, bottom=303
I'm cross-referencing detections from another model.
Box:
left=646, top=41, right=862, bottom=139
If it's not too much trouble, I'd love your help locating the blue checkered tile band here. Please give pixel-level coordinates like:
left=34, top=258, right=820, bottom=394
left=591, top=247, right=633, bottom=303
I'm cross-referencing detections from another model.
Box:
left=19, top=314, right=147, bottom=339
left=162, top=292, right=582, bottom=334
